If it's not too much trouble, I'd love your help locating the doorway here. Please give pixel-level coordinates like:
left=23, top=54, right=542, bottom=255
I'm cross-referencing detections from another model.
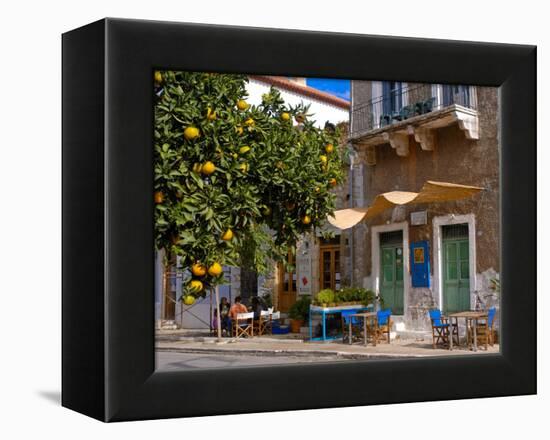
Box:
left=319, top=236, right=341, bottom=291
left=379, top=230, right=404, bottom=315
left=442, top=223, right=470, bottom=314
left=278, top=250, right=297, bottom=312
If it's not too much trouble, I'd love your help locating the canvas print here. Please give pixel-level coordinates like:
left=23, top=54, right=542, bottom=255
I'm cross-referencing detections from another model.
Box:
left=153, top=71, right=500, bottom=371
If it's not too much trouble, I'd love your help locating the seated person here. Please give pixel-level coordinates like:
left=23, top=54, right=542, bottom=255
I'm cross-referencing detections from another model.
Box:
left=251, top=296, right=264, bottom=320
left=219, top=296, right=231, bottom=333
left=229, top=296, right=248, bottom=320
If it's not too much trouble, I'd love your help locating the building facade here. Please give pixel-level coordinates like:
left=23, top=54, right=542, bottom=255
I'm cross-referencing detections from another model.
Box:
left=343, top=81, right=500, bottom=332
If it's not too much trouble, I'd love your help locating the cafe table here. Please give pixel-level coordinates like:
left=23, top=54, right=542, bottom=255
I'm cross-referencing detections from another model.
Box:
left=309, top=304, right=370, bottom=342
left=447, top=310, right=489, bottom=351
left=349, top=311, right=378, bottom=346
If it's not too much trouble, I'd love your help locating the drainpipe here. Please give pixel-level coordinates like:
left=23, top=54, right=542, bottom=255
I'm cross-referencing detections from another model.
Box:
left=348, top=147, right=357, bottom=286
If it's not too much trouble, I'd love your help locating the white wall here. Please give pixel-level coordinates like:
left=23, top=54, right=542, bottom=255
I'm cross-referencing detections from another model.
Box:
left=246, top=78, right=349, bottom=127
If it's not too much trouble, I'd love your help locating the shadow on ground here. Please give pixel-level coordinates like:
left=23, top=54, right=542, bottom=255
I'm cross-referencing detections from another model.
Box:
left=37, top=390, right=61, bottom=405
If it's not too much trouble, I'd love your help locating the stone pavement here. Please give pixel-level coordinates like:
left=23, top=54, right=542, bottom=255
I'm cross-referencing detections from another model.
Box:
left=156, top=332, right=499, bottom=361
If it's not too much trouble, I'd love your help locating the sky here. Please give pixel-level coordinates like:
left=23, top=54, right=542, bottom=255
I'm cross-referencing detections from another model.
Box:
left=306, top=78, right=350, bottom=101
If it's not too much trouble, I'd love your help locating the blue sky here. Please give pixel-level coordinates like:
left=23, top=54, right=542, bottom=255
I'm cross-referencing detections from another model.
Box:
left=306, top=78, right=350, bottom=101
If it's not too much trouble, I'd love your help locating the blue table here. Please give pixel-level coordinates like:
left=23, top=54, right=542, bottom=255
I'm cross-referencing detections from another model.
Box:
left=309, top=304, right=371, bottom=341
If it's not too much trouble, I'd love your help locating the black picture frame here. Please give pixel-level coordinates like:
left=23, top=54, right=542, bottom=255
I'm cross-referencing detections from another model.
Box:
left=62, top=18, right=536, bottom=422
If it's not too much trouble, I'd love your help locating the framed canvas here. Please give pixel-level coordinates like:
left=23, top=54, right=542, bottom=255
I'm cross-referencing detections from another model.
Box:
left=62, top=18, right=536, bottom=422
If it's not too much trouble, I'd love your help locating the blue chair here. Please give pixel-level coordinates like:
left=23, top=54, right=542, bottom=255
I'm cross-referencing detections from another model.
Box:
left=428, top=309, right=458, bottom=349
left=341, top=309, right=361, bottom=344
left=470, top=307, right=497, bottom=349
left=373, top=308, right=392, bottom=344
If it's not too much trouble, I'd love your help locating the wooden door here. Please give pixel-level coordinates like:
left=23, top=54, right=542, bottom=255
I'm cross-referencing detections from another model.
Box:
left=278, top=251, right=297, bottom=312
left=443, top=237, right=470, bottom=314
left=319, top=246, right=341, bottom=291
left=442, top=223, right=470, bottom=314
left=379, top=244, right=404, bottom=315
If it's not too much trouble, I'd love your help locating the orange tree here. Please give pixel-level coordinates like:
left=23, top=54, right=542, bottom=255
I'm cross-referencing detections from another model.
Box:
left=154, top=71, right=345, bottom=301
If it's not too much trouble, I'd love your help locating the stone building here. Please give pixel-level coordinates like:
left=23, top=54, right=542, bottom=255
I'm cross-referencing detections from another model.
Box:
left=342, top=81, right=500, bottom=332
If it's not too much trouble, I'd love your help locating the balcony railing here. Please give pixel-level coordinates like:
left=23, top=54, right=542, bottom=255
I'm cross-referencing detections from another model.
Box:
left=351, top=84, right=477, bottom=138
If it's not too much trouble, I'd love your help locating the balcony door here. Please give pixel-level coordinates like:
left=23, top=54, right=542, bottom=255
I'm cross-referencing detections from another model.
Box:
left=441, top=84, right=471, bottom=108
left=382, top=81, right=404, bottom=116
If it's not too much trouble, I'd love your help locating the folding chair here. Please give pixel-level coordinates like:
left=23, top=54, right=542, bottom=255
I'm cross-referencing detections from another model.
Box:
left=341, top=309, right=361, bottom=344
left=469, top=307, right=497, bottom=349
left=373, top=308, right=393, bottom=344
left=232, top=312, right=254, bottom=338
left=429, top=309, right=458, bottom=349
left=254, top=310, right=272, bottom=336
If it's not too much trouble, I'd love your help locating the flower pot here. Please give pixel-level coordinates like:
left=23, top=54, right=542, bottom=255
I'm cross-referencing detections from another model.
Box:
left=290, top=319, right=304, bottom=333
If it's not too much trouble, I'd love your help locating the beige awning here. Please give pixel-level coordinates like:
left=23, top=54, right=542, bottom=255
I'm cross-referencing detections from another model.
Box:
left=328, top=181, right=483, bottom=230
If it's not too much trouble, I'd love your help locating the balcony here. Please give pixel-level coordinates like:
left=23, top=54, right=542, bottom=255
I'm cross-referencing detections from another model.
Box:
left=350, top=84, right=479, bottom=163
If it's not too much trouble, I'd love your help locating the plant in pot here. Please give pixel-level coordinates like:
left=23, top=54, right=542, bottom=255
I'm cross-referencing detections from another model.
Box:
left=288, top=296, right=311, bottom=333
left=315, top=289, right=335, bottom=308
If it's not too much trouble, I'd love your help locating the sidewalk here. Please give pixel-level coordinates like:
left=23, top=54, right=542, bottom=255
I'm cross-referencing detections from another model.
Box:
left=156, top=333, right=499, bottom=360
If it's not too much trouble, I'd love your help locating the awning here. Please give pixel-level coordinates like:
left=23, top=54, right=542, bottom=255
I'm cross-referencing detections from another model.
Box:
left=328, top=181, right=483, bottom=230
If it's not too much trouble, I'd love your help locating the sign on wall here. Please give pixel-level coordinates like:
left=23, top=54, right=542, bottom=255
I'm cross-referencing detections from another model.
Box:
left=296, top=238, right=312, bottom=295
left=411, top=210, right=428, bottom=226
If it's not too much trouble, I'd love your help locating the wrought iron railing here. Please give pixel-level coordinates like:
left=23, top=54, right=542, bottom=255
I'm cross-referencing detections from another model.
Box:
left=351, top=84, right=477, bottom=137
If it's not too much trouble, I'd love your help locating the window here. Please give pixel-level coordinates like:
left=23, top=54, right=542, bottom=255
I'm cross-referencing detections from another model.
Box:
left=441, top=84, right=471, bottom=108
left=382, top=81, right=404, bottom=115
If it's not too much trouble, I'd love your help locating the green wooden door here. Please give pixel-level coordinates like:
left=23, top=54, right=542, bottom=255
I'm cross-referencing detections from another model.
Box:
left=443, top=237, right=470, bottom=313
left=380, top=244, right=404, bottom=315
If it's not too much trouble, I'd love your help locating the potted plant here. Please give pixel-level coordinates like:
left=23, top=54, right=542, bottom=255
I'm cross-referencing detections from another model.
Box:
left=288, top=296, right=311, bottom=333
left=315, top=289, right=335, bottom=308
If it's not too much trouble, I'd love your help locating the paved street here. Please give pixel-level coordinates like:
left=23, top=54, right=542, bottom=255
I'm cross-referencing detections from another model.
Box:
left=156, top=350, right=343, bottom=371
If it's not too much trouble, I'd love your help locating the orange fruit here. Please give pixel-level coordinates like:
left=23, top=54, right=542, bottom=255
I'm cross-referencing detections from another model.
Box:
left=281, top=112, right=290, bottom=121
left=191, top=263, right=207, bottom=277
left=192, top=162, right=203, bottom=173
left=221, top=229, right=234, bottom=241
left=239, top=146, right=251, bottom=154
left=201, top=161, right=216, bottom=175
left=329, top=178, right=337, bottom=186
left=154, top=71, right=163, bottom=84
left=183, top=295, right=196, bottom=305
left=236, top=126, right=244, bottom=135
left=208, top=262, right=223, bottom=277
left=154, top=191, right=164, bottom=204
left=237, top=99, right=249, bottom=111
left=184, top=126, right=200, bottom=140
left=301, top=215, right=311, bottom=225
left=320, top=155, right=328, bottom=164
left=244, top=118, right=255, bottom=127
left=325, top=144, right=334, bottom=153
left=206, top=107, right=217, bottom=120
left=189, top=280, right=204, bottom=292
left=239, top=163, right=249, bottom=173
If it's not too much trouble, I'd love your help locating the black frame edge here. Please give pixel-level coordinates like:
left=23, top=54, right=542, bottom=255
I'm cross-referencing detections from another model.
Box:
left=62, top=19, right=107, bottom=421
